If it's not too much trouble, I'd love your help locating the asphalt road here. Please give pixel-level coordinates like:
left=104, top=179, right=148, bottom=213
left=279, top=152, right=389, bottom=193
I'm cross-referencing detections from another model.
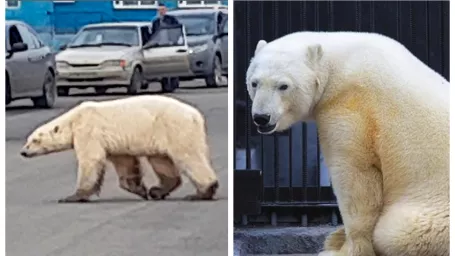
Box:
left=6, top=80, right=229, bottom=256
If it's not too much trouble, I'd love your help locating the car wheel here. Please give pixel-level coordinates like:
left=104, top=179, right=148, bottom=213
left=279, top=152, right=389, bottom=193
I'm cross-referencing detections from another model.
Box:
left=205, top=55, right=223, bottom=88
left=6, top=75, right=11, bottom=105
left=32, top=70, right=56, bottom=109
left=128, top=67, right=142, bottom=95
left=57, top=87, right=70, bottom=96
left=94, top=87, right=108, bottom=95
left=161, top=77, right=179, bottom=93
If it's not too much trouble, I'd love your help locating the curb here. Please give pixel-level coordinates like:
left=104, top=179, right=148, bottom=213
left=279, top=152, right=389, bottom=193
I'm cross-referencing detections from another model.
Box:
left=234, top=226, right=340, bottom=255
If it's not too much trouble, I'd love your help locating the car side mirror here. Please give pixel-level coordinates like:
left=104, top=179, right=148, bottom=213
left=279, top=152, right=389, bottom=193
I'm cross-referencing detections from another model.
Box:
left=59, top=44, right=67, bottom=51
left=11, top=42, right=28, bottom=53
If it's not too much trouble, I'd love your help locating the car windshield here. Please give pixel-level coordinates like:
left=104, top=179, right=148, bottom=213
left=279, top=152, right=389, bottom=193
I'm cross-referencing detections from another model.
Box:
left=174, top=15, right=215, bottom=36
left=68, top=26, right=139, bottom=48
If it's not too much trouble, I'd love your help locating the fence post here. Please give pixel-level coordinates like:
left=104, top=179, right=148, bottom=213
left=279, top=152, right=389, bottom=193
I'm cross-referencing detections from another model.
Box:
left=271, top=212, right=277, bottom=226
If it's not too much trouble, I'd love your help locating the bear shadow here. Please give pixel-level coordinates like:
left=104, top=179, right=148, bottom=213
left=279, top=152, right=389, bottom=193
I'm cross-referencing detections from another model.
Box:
left=45, top=196, right=228, bottom=204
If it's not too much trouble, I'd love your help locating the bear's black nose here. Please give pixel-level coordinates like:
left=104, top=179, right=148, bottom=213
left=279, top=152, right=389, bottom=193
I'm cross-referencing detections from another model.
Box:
left=20, top=151, right=27, bottom=157
left=253, top=114, right=271, bottom=126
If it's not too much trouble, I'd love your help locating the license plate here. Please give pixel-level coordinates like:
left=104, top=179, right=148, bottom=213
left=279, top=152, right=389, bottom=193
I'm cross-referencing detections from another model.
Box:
left=72, top=72, right=97, bottom=77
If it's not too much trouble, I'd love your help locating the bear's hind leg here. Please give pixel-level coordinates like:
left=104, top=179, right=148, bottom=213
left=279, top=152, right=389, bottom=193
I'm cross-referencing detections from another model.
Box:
left=175, top=153, right=219, bottom=201
left=148, top=155, right=182, bottom=200
left=111, top=155, right=148, bottom=200
left=324, top=227, right=346, bottom=251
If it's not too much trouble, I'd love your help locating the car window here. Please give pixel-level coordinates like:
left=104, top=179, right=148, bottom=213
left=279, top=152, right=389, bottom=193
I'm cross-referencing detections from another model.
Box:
left=69, top=26, right=139, bottom=47
left=26, top=26, right=45, bottom=48
left=174, top=14, right=215, bottom=36
left=145, top=26, right=184, bottom=48
left=140, top=26, right=152, bottom=45
left=7, top=25, right=24, bottom=49
left=16, top=24, right=37, bottom=49
left=222, top=18, right=228, bottom=33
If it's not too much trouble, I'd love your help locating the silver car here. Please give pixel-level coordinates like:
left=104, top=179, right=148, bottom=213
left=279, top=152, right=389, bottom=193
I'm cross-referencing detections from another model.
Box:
left=56, top=22, right=193, bottom=95
left=167, top=8, right=228, bottom=88
left=5, top=20, right=57, bottom=108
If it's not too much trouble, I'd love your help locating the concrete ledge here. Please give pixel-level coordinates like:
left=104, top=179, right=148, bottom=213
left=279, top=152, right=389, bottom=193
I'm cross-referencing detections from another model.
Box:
left=234, top=226, right=340, bottom=255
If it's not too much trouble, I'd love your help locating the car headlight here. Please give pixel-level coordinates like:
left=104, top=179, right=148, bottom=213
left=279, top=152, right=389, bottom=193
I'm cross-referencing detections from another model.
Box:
left=101, top=59, right=127, bottom=68
left=56, top=61, right=70, bottom=69
left=191, top=44, right=208, bottom=53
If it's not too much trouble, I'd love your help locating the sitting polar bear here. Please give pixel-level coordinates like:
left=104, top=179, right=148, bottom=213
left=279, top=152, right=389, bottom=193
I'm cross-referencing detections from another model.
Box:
left=20, top=95, right=219, bottom=203
left=246, top=32, right=449, bottom=256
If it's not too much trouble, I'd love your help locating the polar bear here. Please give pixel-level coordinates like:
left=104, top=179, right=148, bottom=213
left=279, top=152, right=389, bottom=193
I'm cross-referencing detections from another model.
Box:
left=20, top=95, right=219, bottom=203
left=246, top=32, right=449, bottom=256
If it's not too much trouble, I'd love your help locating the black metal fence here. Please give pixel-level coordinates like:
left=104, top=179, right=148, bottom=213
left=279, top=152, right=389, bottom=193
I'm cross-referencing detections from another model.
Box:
left=233, top=0, right=450, bottom=226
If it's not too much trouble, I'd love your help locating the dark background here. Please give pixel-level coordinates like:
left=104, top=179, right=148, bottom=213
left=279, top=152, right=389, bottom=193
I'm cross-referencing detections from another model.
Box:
left=233, top=0, right=450, bottom=226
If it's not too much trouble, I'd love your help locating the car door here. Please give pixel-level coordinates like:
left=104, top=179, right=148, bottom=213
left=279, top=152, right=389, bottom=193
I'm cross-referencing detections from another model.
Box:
left=24, top=24, right=53, bottom=90
left=5, top=25, right=32, bottom=97
left=219, top=16, right=228, bottom=72
left=15, top=24, right=48, bottom=95
left=142, top=24, right=192, bottom=79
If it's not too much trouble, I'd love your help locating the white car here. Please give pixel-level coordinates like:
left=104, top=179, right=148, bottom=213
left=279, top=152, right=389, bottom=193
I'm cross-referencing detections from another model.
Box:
left=56, top=22, right=193, bottom=96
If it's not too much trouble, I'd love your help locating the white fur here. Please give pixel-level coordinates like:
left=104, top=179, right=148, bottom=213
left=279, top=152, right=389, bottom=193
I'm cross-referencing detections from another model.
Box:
left=246, top=31, right=449, bottom=256
left=21, top=95, right=218, bottom=195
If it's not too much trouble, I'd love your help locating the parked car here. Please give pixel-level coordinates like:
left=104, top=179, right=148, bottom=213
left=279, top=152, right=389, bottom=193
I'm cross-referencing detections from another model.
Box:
left=56, top=22, right=193, bottom=96
left=167, top=8, right=228, bottom=88
left=5, top=20, right=57, bottom=108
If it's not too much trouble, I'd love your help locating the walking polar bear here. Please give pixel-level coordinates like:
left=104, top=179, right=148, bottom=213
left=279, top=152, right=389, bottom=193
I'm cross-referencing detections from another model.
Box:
left=246, top=32, right=449, bottom=256
left=20, top=95, right=219, bottom=202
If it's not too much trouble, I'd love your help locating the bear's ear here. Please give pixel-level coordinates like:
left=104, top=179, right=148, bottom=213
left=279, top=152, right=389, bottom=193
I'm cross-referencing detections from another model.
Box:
left=306, top=44, right=323, bottom=65
left=254, top=40, right=268, bottom=56
left=53, top=125, right=60, bottom=133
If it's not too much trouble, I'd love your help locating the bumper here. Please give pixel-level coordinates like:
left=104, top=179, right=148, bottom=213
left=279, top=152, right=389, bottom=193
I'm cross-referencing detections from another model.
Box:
left=187, top=48, right=213, bottom=76
left=56, top=67, right=133, bottom=87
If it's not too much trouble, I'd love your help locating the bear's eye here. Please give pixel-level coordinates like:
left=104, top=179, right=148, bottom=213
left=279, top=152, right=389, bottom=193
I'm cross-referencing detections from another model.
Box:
left=251, top=82, right=258, bottom=88
left=279, top=84, right=288, bottom=91
left=32, top=139, right=40, bottom=144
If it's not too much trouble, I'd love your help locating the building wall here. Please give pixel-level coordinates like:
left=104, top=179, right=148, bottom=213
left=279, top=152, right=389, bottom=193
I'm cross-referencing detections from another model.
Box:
left=6, top=0, right=228, bottom=51
left=5, top=1, right=54, bottom=48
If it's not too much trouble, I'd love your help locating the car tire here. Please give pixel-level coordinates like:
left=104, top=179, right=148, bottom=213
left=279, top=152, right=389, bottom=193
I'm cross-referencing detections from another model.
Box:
left=6, top=75, right=11, bottom=105
left=94, top=87, right=108, bottom=95
left=57, top=87, right=70, bottom=97
left=127, top=67, right=142, bottom=95
left=161, top=77, right=179, bottom=93
left=32, top=70, right=56, bottom=109
left=205, top=55, right=223, bottom=88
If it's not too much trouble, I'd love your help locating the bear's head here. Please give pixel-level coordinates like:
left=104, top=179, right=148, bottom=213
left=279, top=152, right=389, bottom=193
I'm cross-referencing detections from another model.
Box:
left=246, top=38, right=325, bottom=134
left=20, top=122, right=73, bottom=158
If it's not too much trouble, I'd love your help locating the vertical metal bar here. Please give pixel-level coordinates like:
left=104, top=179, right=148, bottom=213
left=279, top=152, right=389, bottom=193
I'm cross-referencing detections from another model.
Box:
left=302, top=123, right=308, bottom=202
left=370, top=1, right=376, bottom=32
left=259, top=0, right=265, bottom=203
left=273, top=0, right=280, bottom=203
left=301, top=1, right=308, bottom=205
left=287, top=2, right=293, bottom=203
left=245, top=1, right=252, bottom=170
left=316, top=134, right=321, bottom=202
left=396, top=1, right=401, bottom=41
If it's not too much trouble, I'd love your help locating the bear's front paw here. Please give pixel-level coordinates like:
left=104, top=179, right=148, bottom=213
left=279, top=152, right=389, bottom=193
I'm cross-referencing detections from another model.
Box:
left=58, top=194, right=90, bottom=203
left=347, top=238, right=376, bottom=256
left=318, top=251, right=343, bottom=256
left=148, top=187, right=169, bottom=201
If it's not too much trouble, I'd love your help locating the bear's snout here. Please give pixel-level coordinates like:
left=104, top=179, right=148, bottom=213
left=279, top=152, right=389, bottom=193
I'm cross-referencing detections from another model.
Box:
left=253, top=114, right=271, bottom=126
left=20, top=148, right=33, bottom=158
